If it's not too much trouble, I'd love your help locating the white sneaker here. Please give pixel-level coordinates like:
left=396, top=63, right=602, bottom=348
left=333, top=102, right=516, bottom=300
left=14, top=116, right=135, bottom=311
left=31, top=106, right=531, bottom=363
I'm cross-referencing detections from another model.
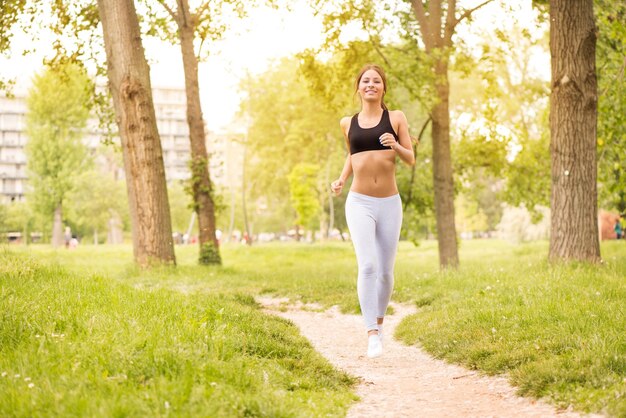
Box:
left=367, top=334, right=383, bottom=358
left=378, top=325, right=384, bottom=344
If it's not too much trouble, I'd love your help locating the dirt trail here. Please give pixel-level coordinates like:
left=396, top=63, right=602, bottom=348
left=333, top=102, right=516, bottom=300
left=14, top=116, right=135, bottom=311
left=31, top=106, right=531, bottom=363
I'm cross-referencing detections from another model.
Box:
left=259, top=298, right=599, bottom=418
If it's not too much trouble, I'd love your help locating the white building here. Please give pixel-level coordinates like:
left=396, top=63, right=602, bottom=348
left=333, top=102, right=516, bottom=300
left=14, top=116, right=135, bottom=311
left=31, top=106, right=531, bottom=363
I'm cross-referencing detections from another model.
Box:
left=154, top=87, right=191, bottom=182
left=206, top=128, right=245, bottom=192
left=0, top=86, right=244, bottom=203
left=0, top=94, right=28, bottom=203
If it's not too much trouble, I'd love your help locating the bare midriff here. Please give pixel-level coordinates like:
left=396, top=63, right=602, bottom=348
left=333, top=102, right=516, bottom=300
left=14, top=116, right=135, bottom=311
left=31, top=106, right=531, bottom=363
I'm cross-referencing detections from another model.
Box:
left=350, top=150, right=398, bottom=197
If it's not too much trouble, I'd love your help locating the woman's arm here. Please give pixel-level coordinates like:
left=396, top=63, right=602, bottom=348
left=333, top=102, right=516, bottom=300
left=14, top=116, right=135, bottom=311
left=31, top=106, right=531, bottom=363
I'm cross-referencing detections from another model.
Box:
left=331, top=117, right=353, bottom=196
left=338, top=154, right=353, bottom=183
left=389, top=110, right=416, bottom=166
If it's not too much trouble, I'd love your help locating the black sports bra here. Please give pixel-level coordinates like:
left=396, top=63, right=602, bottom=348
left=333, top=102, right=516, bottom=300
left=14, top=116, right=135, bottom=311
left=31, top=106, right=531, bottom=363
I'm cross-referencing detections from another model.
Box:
left=348, top=109, right=399, bottom=155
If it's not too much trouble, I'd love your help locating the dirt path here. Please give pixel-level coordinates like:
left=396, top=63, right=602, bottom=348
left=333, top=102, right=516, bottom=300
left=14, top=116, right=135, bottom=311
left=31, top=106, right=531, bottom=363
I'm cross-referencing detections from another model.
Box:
left=259, top=297, right=598, bottom=418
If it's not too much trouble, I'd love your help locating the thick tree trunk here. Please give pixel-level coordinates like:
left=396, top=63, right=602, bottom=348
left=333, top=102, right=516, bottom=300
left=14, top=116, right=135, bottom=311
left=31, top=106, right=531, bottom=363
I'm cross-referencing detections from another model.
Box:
left=177, top=0, right=221, bottom=264
left=549, top=0, right=600, bottom=262
left=51, top=204, right=63, bottom=247
left=431, top=59, right=459, bottom=268
left=97, top=0, right=176, bottom=267
left=411, top=0, right=461, bottom=268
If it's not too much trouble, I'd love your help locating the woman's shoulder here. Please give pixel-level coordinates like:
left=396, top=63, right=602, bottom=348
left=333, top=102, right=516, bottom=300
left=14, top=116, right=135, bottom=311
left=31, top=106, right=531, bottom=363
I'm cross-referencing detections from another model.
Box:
left=340, top=115, right=353, bottom=129
left=388, top=109, right=407, bottom=118
left=388, top=109, right=408, bottom=123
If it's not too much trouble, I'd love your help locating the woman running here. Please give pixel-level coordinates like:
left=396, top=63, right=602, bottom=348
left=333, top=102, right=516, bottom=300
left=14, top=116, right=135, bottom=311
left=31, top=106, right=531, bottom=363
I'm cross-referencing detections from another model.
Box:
left=331, top=64, right=415, bottom=358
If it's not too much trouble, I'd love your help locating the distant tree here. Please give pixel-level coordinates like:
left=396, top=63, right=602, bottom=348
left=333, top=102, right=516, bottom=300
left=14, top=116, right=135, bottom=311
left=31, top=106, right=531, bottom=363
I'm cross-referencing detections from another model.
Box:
left=167, top=180, right=197, bottom=235
left=595, top=1, right=626, bottom=213
left=25, top=62, right=92, bottom=247
left=141, top=0, right=251, bottom=264
left=97, top=0, right=176, bottom=266
left=299, top=41, right=434, bottom=243
left=408, top=0, right=496, bottom=268
left=448, top=21, right=551, bottom=224
left=288, top=163, right=321, bottom=240
left=548, top=0, right=600, bottom=262
left=0, top=202, right=38, bottom=244
left=240, top=59, right=341, bottom=234
left=311, top=0, right=495, bottom=268
left=0, top=1, right=36, bottom=93
left=66, top=170, right=129, bottom=244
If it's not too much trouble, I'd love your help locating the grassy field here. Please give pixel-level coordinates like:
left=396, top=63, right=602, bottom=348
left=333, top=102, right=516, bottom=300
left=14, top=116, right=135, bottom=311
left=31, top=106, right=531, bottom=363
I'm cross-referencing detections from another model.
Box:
left=2, top=239, right=625, bottom=416
left=0, top=248, right=356, bottom=417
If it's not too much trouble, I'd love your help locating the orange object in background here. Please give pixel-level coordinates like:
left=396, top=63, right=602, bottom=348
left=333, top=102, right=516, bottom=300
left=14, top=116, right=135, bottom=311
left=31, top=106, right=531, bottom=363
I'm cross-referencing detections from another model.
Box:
left=598, top=210, right=621, bottom=240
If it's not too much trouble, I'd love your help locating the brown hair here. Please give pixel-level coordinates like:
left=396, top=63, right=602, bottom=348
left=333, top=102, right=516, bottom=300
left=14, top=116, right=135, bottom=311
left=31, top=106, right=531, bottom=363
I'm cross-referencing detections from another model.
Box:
left=354, top=63, right=388, bottom=110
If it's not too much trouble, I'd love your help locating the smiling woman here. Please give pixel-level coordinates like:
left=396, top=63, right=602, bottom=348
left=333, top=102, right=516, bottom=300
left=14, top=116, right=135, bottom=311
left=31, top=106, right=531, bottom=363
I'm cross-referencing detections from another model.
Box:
left=330, top=63, right=415, bottom=359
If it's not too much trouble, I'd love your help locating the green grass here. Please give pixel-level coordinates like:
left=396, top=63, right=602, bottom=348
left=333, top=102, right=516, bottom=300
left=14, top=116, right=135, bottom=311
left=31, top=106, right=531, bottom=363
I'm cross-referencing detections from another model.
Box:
left=0, top=250, right=356, bottom=417
left=19, top=242, right=367, bottom=314
left=395, top=241, right=626, bottom=417
left=2, top=240, right=626, bottom=416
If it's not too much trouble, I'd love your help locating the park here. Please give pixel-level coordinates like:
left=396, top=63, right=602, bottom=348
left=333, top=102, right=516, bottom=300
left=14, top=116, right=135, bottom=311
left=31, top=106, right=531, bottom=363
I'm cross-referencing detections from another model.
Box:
left=1, top=0, right=625, bottom=417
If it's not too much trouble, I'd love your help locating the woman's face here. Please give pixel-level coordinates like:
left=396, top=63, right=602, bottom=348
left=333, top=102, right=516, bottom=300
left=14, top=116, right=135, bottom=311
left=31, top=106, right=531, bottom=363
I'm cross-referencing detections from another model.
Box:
left=358, top=69, right=384, bottom=104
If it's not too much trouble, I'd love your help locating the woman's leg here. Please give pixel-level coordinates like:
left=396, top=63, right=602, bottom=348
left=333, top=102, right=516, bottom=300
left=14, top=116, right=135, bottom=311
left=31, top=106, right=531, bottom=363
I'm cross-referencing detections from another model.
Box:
left=345, top=193, right=379, bottom=332
left=374, top=195, right=403, bottom=321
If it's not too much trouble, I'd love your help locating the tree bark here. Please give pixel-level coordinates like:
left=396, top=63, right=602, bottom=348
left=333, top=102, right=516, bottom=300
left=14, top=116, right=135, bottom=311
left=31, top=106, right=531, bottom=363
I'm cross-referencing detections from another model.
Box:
left=97, top=0, right=176, bottom=267
left=431, top=58, right=459, bottom=267
left=549, top=0, right=600, bottom=262
left=411, top=0, right=462, bottom=268
left=176, top=0, right=221, bottom=264
left=51, top=204, right=63, bottom=247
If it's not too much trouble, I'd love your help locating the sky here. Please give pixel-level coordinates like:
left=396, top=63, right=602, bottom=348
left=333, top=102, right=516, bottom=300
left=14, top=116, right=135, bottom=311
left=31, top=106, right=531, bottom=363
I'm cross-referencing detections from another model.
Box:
left=145, top=0, right=325, bottom=131
left=1, top=0, right=548, bottom=132
left=0, top=0, right=325, bottom=132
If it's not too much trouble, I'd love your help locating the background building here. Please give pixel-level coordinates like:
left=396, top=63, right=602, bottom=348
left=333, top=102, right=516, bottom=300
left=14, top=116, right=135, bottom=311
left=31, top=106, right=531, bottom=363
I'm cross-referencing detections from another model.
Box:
left=0, top=86, right=245, bottom=204
left=0, top=94, right=28, bottom=203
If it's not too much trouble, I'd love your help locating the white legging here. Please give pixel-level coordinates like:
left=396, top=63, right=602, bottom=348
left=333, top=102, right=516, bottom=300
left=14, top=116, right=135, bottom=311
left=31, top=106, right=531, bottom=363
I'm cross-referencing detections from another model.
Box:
left=345, top=191, right=402, bottom=332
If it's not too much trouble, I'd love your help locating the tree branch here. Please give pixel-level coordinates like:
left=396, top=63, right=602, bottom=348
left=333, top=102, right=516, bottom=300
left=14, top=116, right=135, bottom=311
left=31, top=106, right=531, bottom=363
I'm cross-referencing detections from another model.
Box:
left=431, top=0, right=443, bottom=44
left=444, top=0, right=456, bottom=45
left=417, top=115, right=432, bottom=143
left=156, top=0, right=177, bottom=20
left=370, top=38, right=391, bottom=67
left=411, top=0, right=433, bottom=50
left=193, top=0, right=213, bottom=24
left=455, top=0, right=494, bottom=28
left=404, top=116, right=432, bottom=213
left=197, top=36, right=207, bottom=60
left=177, top=0, right=190, bottom=27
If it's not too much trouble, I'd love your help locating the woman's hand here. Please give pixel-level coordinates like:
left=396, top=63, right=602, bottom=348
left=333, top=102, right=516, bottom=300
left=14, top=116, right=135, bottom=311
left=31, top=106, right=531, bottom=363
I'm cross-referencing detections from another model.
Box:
left=330, top=179, right=344, bottom=196
left=379, top=132, right=397, bottom=150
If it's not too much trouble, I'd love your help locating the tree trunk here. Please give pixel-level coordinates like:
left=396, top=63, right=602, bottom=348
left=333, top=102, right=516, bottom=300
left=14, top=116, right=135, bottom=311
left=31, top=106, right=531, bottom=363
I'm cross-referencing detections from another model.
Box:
left=51, top=204, right=63, bottom=247
left=548, top=0, right=600, bottom=262
left=411, top=0, right=461, bottom=268
left=97, top=0, right=176, bottom=267
left=326, top=154, right=335, bottom=238
left=227, top=187, right=236, bottom=243
left=328, top=186, right=334, bottom=238
left=107, top=214, right=123, bottom=244
left=431, top=59, right=459, bottom=268
left=241, top=141, right=252, bottom=246
left=177, top=0, right=221, bottom=264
